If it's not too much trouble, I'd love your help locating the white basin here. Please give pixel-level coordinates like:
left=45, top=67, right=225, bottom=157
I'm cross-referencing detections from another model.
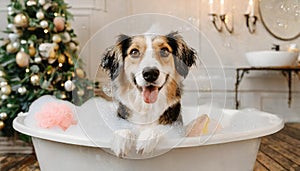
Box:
left=245, top=50, right=298, bottom=67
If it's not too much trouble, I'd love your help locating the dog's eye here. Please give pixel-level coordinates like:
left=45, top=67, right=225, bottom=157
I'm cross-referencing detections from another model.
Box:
left=160, top=48, right=170, bottom=58
left=129, top=49, right=140, bottom=58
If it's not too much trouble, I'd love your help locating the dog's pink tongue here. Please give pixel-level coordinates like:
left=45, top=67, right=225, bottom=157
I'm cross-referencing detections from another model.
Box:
left=142, top=86, right=159, bottom=104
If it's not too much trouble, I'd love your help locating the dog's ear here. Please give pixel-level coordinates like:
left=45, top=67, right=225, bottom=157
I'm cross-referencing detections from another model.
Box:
left=101, top=34, right=131, bottom=80
left=101, top=46, right=119, bottom=80
left=166, top=31, right=197, bottom=78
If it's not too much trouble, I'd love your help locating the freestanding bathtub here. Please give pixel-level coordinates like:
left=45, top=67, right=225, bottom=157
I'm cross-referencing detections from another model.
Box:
left=13, top=95, right=283, bottom=171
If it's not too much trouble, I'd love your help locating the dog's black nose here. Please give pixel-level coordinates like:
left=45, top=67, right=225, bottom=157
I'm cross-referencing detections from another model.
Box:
left=142, top=67, right=160, bottom=82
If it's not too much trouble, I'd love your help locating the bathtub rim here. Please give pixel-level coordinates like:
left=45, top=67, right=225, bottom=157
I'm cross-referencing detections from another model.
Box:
left=13, top=109, right=284, bottom=149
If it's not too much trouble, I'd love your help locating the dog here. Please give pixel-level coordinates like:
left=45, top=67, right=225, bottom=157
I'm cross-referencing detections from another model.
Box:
left=101, top=31, right=197, bottom=157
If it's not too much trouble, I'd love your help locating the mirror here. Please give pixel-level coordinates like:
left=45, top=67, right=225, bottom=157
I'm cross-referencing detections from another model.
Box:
left=259, top=0, right=300, bottom=41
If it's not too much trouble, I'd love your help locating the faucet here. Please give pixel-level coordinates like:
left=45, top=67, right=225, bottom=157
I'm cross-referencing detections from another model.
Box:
left=271, top=44, right=280, bottom=51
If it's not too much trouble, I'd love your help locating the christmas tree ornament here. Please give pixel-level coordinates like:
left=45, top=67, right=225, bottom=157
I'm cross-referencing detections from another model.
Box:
left=58, top=54, right=66, bottom=63
left=6, top=43, right=18, bottom=53
left=34, top=56, right=42, bottom=63
left=69, top=42, right=77, bottom=51
left=44, top=29, right=49, bottom=34
left=0, top=121, right=4, bottom=130
left=1, top=85, right=12, bottom=95
left=66, top=21, right=72, bottom=31
left=76, top=68, right=85, bottom=78
left=27, top=0, right=37, bottom=6
left=1, top=94, right=8, bottom=100
left=77, top=89, right=85, bottom=96
left=20, top=40, right=27, bottom=44
left=7, top=23, right=16, bottom=31
left=60, top=92, right=67, bottom=99
left=14, top=13, right=29, bottom=28
left=8, top=33, right=19, bottom=42
left=43, top=3, right=52, bottom=10
left=0, top=112, right=7, bottom=120
left=7, top=103, right=13, bottom=108
left=28, top=46, right=36, bottom=57
left=39, top=43, right=55, bottom=58
left=0, top=71, right=6, bottom=77
left=68, top=57, right=74, bottom=65
left=30, top=74, right=40, bottom=86
left=0, top=81, right=8, bottom=87
left=18, top=86, right=27, bottom=95
left=64, top=80, right=75, bottom=92
left=36, top=10, right=44, bottom=20
left=62, top=32, right=71, bottom=43
left=30, top=65, right=40, bottom=73
left=38, top=0, right=46, bottom=5
left=12, top=41, right=20, bottom=49
left=53, top=17, right=65, bottom=32
left=7, top=6, right=15, bottom=15
left=16, top=51, right=30, bottom=67
left=53, top=43, right=59, bottom=50
left=40, top=20, right=49, bottom=28
left=52, top=34, right=62, bottom=43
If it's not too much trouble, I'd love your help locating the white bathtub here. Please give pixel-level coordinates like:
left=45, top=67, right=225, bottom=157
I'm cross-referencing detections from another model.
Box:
left=13, top=96, right=283, bottom=171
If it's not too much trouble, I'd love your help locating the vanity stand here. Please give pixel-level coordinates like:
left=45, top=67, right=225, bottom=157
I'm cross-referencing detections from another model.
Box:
left=235, top=66, right=300, bottom=109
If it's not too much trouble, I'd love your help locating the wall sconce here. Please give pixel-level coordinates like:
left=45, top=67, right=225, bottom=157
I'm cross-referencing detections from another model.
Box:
left=208, top=0, right=234, bottom=34
left=244, top=14, right=257, bottom=34
left=209, top=13, right=234, bottom=33
left=245, top=0, right=257, bottom=34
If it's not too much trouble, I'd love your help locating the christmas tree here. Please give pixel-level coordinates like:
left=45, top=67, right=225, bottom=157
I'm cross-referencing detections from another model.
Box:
left=0, top=0, right=94, bottom=136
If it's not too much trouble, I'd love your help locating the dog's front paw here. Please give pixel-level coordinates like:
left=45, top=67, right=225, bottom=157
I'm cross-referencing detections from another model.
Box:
left=136, top=128, right=162, bottom=155
left=111, top=129, right=134, bottom=157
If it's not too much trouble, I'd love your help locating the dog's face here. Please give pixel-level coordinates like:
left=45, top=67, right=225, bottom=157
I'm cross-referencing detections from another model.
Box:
left=101, top=31, right=196, bottom=104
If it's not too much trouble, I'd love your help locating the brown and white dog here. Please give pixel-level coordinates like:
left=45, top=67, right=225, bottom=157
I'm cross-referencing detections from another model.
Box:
left=101, top=31, right=197, bottom=157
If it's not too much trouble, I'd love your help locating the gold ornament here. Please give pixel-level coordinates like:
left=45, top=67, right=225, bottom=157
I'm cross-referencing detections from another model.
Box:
left=6, top=43, right=18, bottom=53
left=66, top=22, right=72, bottom=31
left=29, top=46, right=36, bottom=57
left=53, top=17, right=65, bottom=32
left=16, top=51, right=30, bottom=67
left=0, top=121, right=4, bottom=130
left=53, top=43, right=59, bottom=50
left=60, top=92, right=67, bottom=99
left=58, top=54, right=66, bottom=63
left=14, top=13, right=29, bottom=28
left=30, top=74, right=40, bottom=86
left=76, top=68, right=85, bottom=78
left=52, top=34, right=62, bottom=43
left=48, top=50, right=57, bottom=64
left=0, top=112, right=7, bottom=120
left=1, top=85, right=12, bottom=95
left=68, top=57, right=74, bottom=65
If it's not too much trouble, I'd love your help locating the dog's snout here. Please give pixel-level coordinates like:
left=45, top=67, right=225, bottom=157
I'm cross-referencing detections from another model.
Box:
left=142, top=67, right=160, bottom=82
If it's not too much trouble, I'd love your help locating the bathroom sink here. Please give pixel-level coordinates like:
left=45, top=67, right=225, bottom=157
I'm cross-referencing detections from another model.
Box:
left=245, top=51, right=298, bottom=67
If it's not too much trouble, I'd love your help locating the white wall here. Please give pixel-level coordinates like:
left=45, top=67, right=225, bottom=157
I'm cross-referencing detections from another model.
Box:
left=1, top=0, right=300, bottom=122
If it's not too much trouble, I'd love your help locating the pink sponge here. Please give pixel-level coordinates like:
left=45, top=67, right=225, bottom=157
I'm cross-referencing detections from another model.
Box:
left=35, top=102, right=77, bottom=131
